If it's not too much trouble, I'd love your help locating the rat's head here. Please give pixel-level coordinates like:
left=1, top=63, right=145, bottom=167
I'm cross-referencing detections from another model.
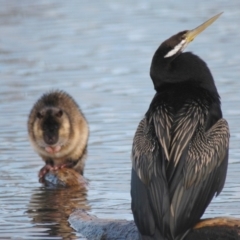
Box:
left=32, top=107, right=70, bottom=155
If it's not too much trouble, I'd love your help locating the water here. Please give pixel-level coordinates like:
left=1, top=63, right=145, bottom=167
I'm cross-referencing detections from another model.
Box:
left=0, top=0, right=240, bottom=239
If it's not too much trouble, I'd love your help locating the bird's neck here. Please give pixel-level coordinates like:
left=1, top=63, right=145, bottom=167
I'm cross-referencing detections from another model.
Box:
left=150, top=52, right=218, bottom=95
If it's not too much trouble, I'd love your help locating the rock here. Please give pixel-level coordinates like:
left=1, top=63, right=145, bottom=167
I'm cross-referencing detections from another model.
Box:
left=42, top=168, right=87, bottom=189
left=185, top=217, right=240, bottom=240
left=69, top=210, right=139, bottom=240
left=40, top=168, right=240, bottom=239
left=69, top=211, right=240, bottom=240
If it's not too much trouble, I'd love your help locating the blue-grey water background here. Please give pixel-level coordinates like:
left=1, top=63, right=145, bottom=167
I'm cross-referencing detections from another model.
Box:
left=0, top=0, right=240, bottom=239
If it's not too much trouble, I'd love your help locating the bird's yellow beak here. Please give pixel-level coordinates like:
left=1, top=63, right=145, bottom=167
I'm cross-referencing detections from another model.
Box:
left=185, top=12, right=223, bottom=43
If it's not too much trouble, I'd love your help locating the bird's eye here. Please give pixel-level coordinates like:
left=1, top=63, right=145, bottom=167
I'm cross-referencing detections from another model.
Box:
left=181, top=34, right=187, bottom=40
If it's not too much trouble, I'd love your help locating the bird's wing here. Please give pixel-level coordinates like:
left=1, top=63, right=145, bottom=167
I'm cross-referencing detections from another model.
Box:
left=153, top=101, right=206, bottom=184
left=131, top=117, right=170, bottom=237
left=169, top=102, right=205, bottom=168
left=132, top=118, right=159, bottom=184
left=152, top=105, right=173, bottom=161
left=169, top=118, right=229, bottom=238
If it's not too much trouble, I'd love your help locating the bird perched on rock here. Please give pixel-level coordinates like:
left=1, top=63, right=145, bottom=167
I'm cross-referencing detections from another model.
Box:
left=131, top=13, right=229, bottom=240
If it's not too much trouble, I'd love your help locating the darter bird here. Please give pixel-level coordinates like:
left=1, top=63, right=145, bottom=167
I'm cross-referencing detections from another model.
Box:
left=131, top=13, right=229, bottom=240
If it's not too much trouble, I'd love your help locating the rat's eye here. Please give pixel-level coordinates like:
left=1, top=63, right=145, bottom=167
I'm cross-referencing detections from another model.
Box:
left=37, top=112, right=43, bottom=119
left=56, top=110, right=63, bottom=118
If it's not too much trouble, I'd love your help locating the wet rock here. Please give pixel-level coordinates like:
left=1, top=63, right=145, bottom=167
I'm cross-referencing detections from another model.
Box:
left=42, top=168, right=87, bottom=189
left=186, top=218, right=240, bottom=240
left=69, top=212, right=240, bottom=240
left=69, top=210, right=139, bottom=240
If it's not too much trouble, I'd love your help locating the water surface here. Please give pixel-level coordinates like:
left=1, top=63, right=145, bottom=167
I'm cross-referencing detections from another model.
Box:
left=0, top=0, right=240, bottom=239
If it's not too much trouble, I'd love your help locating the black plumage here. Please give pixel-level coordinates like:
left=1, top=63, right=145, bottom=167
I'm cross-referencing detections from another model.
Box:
left=131, top=13, right=229, bottom=240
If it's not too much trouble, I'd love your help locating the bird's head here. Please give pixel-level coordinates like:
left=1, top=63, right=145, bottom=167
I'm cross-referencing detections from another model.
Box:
left=162, top=12, right=222, bottom=59
left=150, top=13, right=222, bottom=89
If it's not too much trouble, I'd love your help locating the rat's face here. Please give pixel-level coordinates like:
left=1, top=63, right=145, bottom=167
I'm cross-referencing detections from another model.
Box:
left=32, top=107, right=70, bottom=155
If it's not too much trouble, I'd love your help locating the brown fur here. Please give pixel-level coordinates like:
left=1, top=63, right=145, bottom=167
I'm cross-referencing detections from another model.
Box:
left=28, top=90, right=89, bottom=175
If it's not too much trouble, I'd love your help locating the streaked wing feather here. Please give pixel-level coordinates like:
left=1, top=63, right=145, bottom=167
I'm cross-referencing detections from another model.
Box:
left=131, top=118, right=170, bottom=237
left=166, top=102, right=206, bottom=183
left=152, top=105, right=173, bottom=161
left=169, top=118, right=229, bottom=238
left=170, top=103, right=205, bottom=167
left=131, top=168, right=155, bottom=236
left=132, top=118, right=159, bottom=184
left=184, top=118, right=229, bottom=188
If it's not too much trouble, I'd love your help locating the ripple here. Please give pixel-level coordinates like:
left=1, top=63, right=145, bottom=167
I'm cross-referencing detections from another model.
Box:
left=0, top=0, right=239, bottom=239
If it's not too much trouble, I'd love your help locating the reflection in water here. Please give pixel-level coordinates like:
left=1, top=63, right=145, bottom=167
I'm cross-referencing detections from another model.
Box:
left=0, top=0, right=240, bottom=239
left=27, top=186, right=89, bottom=239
